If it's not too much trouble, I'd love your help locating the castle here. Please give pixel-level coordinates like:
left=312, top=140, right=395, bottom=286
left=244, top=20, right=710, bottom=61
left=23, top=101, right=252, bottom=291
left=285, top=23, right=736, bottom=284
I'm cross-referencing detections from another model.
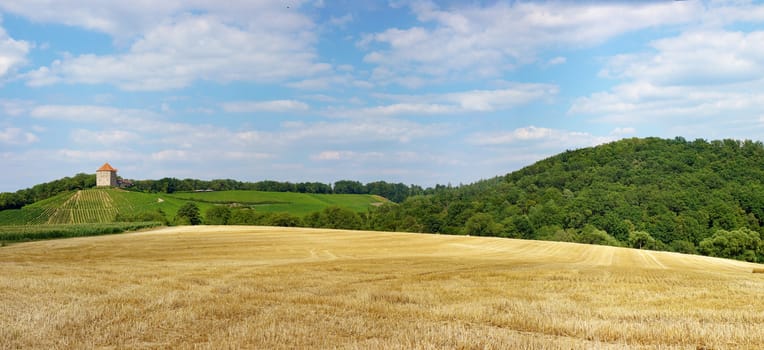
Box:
left=96, top=163, right=118, bottom=187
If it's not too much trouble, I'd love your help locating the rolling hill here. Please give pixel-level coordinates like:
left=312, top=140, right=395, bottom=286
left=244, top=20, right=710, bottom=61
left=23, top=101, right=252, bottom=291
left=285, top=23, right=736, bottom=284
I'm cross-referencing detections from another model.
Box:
left=0, top=188, right=386, bottom=226
left=2, top=226, right=762, bottom=348
left=373, top=137, right=764, bottom=262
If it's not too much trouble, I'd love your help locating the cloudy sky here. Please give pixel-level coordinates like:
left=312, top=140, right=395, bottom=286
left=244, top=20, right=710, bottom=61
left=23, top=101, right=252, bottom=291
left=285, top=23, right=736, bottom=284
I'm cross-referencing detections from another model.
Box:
left=2, top=0, right=764, bottom=192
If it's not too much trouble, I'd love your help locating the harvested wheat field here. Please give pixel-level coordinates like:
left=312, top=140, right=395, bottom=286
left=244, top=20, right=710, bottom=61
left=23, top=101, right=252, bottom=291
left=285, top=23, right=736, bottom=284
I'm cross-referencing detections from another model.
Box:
left=2, top=226, right=764, bottom=349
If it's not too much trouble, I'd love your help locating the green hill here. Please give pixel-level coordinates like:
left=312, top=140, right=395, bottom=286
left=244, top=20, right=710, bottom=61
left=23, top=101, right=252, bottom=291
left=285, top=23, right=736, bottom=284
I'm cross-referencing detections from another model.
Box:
left=369, top=137, right=764, bottom=262
left=167, top=191, right=386, bottom=216
left=0, top=188, right=386, bottom=226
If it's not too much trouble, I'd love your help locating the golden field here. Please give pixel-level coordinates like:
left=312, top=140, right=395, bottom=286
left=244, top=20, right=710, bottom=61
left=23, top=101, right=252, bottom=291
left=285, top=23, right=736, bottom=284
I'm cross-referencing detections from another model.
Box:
left=1, top=226, right=763, bottom=349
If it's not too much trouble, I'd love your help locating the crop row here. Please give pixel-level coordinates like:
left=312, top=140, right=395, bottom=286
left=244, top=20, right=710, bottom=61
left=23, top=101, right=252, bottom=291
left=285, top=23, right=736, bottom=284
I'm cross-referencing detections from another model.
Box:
left=0, top=222, right=162, bottom=242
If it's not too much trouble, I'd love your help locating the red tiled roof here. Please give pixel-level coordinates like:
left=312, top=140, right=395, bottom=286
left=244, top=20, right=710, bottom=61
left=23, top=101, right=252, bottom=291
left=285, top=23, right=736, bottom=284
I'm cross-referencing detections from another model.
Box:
left=97, top=163, right=117, bottom=172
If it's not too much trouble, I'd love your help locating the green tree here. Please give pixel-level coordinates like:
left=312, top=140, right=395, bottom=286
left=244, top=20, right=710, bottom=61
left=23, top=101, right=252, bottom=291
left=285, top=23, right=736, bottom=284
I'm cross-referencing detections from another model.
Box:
left=629, top=231, right=657, bottom=249
left=578, top=225, right=621, bottom=247
left=464, top=213, right=502, bottom=236
left=699, top=228, right=763, bottom=262
left=175, top=202, right=202, bottom=225
left=266, top=212, right=302, bottom=227
left=205, top=206, right=231, bottom=225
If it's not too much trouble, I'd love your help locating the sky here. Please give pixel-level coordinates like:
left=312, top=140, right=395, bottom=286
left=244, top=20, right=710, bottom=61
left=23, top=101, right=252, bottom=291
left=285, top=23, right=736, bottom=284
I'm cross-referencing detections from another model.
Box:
left=2, top=0, right=764, bottom=192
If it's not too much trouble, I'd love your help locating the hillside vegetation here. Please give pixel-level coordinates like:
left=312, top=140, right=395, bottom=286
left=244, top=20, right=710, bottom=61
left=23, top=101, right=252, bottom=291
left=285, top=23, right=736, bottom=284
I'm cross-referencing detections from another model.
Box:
left=2, top=226, right=762, bottom=348
left=370, top=137, right=764, bottom=262
left=0, top=188, right=385, bottom=228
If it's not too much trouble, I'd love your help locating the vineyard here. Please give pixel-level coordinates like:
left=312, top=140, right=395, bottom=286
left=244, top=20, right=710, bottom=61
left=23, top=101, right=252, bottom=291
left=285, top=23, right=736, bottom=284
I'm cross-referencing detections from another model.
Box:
left=0, top=189, right=183, bottom=226
left=32, top=190, right=120, bottom=224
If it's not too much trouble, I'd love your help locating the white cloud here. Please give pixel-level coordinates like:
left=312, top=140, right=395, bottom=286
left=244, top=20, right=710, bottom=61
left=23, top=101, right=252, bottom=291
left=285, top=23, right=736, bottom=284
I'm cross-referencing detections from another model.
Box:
left=71, top=129, right=139, bottom=145
left=56, top=149, right=141, bottom=163
left=361, top=1, right=699, bottom=86
left=0, top=127, right=38, bottom=145
left=24, top=14, right=329, bottom=90
left=571, top=29, right=764, bottom=138
left=280, top=118, right=451, bottom=144
left=611, top=127, right=636, bottom=136
left=469, top=126, right=613, bottom=149
left=0, top=1, right=315, bottom=41
left=30, top=104, right=160, bottom=123
left=0, top=24, right=31, bottom=78
left=332, top=84, right=557, bottom=117
left=545, top=56, right=566, bottom=67
left=311, top=150, right=383, bottom=161
left=222, top=100, right=309, bottom=113
left=329, top=14, right=353, bottom=27
left=151, top=149, right=189, bottom=161
left=0, top=99, right=34, bottom=116
left=601, top=31, right=764, bottom=86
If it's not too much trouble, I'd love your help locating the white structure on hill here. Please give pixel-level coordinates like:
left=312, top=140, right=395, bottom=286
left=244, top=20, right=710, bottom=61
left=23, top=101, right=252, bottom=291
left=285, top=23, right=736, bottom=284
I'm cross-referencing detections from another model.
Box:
left=96, top=163, right=118, bottom=187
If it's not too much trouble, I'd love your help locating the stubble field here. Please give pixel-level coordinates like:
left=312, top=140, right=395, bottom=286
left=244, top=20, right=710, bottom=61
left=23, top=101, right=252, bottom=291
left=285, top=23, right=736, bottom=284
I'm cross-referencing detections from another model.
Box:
left=1, top=226, right=763, bottom=349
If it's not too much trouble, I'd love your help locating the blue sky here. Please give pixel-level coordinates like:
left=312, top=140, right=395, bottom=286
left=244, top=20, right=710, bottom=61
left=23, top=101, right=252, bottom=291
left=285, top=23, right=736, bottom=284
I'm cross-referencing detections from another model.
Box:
left=2, top=0, right=764, bottom=192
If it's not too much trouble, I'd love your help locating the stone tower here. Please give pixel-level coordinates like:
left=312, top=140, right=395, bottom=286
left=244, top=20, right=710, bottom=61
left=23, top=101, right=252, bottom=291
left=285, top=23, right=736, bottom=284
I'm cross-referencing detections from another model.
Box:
left=96, top=163, right=118, bottom=187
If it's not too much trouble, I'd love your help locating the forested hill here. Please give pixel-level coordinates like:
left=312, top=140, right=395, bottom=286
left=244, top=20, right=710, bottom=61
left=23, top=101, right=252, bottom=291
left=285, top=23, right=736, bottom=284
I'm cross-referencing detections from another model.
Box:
left=369, top=137, right=764, bottom=262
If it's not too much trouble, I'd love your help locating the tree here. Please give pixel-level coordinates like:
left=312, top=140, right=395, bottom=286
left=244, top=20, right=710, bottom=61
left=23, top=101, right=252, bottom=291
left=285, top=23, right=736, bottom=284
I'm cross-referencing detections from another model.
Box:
left=266, top=212, right=302, bottom=227
left=464, top=213, right=502, bottom=236
left=175, top=202, right=202, bottom=225
left=306, top=206, right=363, bottom=230
left=205, top=206, right=231, bottom=225
left=699, top=228, right=763, bottom=262
left=578, top=225, right=621, bottom=247
left=629, top=231, right=657, bottom=249
left=333, top=180, right=366, bottom=194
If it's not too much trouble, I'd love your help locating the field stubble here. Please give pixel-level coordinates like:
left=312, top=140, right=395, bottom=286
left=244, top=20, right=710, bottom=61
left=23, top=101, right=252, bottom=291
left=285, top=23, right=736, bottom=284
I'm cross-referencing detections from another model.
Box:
left=1, top=226, right=763, bottom=349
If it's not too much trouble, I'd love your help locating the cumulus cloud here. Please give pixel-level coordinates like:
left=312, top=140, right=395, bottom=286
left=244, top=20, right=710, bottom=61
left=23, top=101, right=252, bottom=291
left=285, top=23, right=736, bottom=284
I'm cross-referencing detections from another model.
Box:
left=0, top=127, right=38, bottom=145
left=571, top=29, right=764, bottom=137
left=24, top=13, right=328, bottom=90
left=469, top=126, right=613, bottom=149
left=311, top=150, right=383, bottom=161
left=331, top=84, right=557, bottom=117
left=0, top=99, right=34, bottom=116
left=71, top=129, right=139, bottom=145
left=601, top=30, right=764, bottom=86
left=30, top=104, right=161, bottom=123
left=222, top=100, right=309, bottom=113
left=0, top=1, right=315, bottom=41
left=0, top=24, right=31, bottom=78
left=360, top=1, right=699, bottom=86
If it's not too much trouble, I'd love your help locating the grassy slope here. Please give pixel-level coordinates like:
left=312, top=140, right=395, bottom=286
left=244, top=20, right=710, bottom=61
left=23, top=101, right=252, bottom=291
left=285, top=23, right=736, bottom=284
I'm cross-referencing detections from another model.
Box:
left=168, top=190, right=386, bottom=216
left=0, top=189, right=386, bottom=225
left=2, top=226, right=762, bottom=349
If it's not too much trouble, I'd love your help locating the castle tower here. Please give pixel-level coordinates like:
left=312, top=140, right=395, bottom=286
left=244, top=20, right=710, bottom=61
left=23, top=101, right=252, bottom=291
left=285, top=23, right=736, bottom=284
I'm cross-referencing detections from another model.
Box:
left=96, top=163, right=118, bottom=187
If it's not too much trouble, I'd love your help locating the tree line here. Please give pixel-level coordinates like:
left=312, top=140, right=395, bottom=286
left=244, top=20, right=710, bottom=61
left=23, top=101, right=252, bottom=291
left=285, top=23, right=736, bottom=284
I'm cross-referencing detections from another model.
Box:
left=0, top=173, right=96, bottom=210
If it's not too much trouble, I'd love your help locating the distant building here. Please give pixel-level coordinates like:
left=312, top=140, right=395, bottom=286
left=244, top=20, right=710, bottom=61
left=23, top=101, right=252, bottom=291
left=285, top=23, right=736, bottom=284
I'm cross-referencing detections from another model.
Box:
left=96, top=163, right=118, bottom=187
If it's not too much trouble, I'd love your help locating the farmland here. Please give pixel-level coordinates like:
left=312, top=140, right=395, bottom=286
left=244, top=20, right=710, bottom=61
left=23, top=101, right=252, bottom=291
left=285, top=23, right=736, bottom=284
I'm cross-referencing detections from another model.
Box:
left=2, top=226, right=763, bottom=349
left=0, top=188, right=386, bottom=227
left=167, top=190, right=386, bottom=215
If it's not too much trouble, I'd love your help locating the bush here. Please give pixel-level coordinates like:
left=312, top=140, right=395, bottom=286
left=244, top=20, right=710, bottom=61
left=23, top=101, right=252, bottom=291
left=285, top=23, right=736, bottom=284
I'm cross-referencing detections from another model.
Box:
left=175, top=202, right=202, bottom=225
left=305, top=206, right=362, bottom=230
left=577, top=225, right=622, bottom=247
left=205, top=206, right=231, bottom=225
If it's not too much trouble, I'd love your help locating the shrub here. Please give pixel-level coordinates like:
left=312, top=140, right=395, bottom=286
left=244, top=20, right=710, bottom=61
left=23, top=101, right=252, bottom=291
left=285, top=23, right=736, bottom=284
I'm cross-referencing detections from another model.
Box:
left=175, top=202, right=202, bottom=225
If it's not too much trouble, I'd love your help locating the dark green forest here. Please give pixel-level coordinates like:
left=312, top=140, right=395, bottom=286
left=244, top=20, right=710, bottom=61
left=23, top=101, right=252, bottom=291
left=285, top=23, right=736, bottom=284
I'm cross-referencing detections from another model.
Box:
left=366, top=137, right=764, bottom=262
